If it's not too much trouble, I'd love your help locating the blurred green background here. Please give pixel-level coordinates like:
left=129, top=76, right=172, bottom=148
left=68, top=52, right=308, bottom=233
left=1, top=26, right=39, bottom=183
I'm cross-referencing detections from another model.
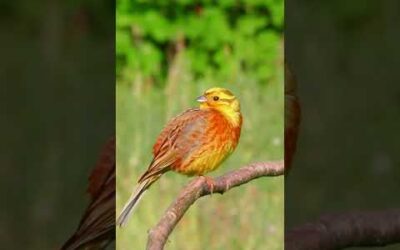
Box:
left=116, top=0, right=284, bottom=249
left=286, top=1, right=400, bottom=249
left=0, top=0, right=114, bottom=249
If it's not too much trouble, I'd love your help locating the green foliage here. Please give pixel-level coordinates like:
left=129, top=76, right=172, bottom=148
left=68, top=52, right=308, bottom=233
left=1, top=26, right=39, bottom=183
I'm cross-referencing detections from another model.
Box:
left=116, top=0, right=283, bottom=86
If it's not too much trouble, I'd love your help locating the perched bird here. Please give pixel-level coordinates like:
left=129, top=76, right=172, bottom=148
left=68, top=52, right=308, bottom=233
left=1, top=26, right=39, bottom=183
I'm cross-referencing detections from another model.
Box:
left=117, top=87, right=242, bottom=227
left=62, top=138, right=115, bottom=250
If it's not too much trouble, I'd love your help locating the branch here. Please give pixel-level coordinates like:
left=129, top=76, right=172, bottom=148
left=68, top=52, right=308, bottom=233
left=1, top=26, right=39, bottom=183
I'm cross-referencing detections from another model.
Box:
left=286, top=209, right=400, bottom=250
left=146, top=161, right=284, bottom=250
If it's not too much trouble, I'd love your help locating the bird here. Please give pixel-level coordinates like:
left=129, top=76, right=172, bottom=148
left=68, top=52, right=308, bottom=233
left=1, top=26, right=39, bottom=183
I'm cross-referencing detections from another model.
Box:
left=117, top=87, right=243, bottom=227
left=61, top=137, right=116, bottom=250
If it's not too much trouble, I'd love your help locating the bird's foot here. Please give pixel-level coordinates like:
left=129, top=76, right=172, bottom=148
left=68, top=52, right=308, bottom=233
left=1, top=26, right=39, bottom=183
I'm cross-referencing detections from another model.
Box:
left=200, top=176, right=215, bottom=194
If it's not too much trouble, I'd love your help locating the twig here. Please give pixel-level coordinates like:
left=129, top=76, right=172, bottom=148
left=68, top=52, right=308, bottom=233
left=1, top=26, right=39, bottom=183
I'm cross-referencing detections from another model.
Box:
left=146, top=161, right=284, bottom=250
left=285, top=209, right=400, bottom=250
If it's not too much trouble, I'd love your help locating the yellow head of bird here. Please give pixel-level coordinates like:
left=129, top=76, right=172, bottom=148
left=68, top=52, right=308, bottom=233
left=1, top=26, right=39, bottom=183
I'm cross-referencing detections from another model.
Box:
left=196, top=87, right=241, bottom=126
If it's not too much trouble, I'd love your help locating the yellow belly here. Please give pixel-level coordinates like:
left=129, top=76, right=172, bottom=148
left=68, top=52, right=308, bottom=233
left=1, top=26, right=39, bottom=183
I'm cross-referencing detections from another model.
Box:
left=177, top=143, right=233, bottom=176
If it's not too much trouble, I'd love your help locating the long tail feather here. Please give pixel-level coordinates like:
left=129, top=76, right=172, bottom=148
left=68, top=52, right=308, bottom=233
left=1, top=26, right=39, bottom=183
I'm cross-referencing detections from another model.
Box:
left=117, top=176, right=159, bottom=227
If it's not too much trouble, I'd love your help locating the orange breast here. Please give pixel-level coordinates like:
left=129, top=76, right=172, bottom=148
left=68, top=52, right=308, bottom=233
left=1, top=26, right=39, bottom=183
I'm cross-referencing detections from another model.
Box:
left=150, top=108, right=241, bottom=177
left=172, top=110, right=241, bottom=176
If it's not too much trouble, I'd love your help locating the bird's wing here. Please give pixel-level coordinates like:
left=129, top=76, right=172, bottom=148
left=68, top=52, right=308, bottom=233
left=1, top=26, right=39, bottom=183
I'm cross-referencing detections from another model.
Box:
left=138, top=109, right=209, bottom=182
left=62, top=138, right=115, bottom=250
left=87, top=137, right=115, bottom=199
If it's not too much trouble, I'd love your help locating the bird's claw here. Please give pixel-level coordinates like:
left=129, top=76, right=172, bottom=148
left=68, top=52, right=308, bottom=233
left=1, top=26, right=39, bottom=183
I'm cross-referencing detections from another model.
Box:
left=201, top=176, right=215, bottom=194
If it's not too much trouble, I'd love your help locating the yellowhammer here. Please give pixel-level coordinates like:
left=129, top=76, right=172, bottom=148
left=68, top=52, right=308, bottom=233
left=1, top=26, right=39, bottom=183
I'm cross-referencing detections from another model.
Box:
left=117, top=87, right=242, bottom=226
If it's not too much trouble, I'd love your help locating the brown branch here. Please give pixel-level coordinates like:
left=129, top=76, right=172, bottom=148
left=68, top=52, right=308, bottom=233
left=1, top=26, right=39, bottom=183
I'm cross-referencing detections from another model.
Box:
left=146, top=160, right=284, bottom=250
left=285, top=209, right=400, bottom=250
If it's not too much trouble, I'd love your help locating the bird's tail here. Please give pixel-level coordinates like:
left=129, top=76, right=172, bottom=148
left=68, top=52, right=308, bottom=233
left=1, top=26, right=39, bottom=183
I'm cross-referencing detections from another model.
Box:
left=117, top=175, right=159, bottom=227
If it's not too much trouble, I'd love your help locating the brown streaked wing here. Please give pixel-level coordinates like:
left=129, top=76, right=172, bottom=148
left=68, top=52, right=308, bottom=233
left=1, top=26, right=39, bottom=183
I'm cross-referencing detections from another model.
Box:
left=153, top=108, right=200, bottom=155
left=139, top=109, right=209, bottom=181
left=61, top=139, right=115, bottom=250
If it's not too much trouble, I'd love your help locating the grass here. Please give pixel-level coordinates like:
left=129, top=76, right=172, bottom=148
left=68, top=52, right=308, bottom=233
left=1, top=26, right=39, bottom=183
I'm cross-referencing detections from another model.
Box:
left=116, top=76, right=283, bottom=249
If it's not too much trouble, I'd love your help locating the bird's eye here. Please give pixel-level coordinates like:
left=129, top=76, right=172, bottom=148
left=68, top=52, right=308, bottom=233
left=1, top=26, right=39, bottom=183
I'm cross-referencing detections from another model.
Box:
left=213, top=96, right=219, bottom=101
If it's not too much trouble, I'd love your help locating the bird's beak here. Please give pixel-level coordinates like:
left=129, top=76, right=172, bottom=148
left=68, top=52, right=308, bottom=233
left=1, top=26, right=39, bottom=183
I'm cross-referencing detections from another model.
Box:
left=196, top=95, right=207, bottom=103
